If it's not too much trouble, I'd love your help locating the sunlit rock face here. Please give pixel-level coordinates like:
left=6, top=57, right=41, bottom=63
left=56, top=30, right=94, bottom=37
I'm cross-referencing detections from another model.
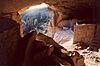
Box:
left=73, top=24, right=100, bottom=51
left=73, top=24, right=96, bottom=46
left=53, top=28, right=73, bottom=44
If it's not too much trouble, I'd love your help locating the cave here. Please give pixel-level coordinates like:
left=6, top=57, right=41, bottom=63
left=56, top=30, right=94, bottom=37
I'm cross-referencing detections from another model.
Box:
left=19, top=3, right=49, bottom=35
left=0, top=0, right=100, bottom=66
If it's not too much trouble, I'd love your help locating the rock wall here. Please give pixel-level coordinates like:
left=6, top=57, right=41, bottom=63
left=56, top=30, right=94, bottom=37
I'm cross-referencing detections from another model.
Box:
left=0, top=17, right=20, bottom=65
left=0, top=0, right=99, bottom=65
left=23, top=32, right=85, bottom=66
left=0, top=0, right=96, bottom=22
left=89, top=24, right=100, bottom=51
left=0, top=12, right=23, bottom=37
left=73, top=24, right=96, bottom=45
left=73, top=24, right=100, bottom=51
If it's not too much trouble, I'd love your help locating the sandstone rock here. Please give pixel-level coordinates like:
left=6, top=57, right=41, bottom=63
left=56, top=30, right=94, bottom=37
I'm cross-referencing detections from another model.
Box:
left=0, top=0, right=97, bottom=23
left=73, top=24, right=96, bottom=49
left=23, top=36, right=62, bottom=65
left=74, top=24, right=100, bottom=51
left=74, top=42, right=89, bottom=50
left=89, top=24, right=100, bottom=52
left=70, top=51, right=86, bottom=66
left=23, top=32, right=85, bottom=66
left=14, top=31, right=37, bottom=65
left=35, top=32, right=85, bottom=66
left=58, top=19, right=77, bottom=29
left=53, top=28, right=73, bottom=44
left=0, top=12, right=23, bottom=37
left=0, top=17, right=20, bottom=65
left=0, top=0, right=99, bottom=65
left=36, top=33, right=67, bottom=51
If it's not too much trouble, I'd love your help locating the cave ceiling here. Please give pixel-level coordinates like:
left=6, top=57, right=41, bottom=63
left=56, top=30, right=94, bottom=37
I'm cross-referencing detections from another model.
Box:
left=0, top=0, right=97, bottom=22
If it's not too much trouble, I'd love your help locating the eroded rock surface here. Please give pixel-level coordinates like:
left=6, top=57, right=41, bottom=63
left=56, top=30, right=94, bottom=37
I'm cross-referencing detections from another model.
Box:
left=73, top=24, right=100, bottom=51
left=0, top=0, right=97, bottom=23
left=0, top=17, right=20, bottom=65
left=23, top=32, right=85, bottom=66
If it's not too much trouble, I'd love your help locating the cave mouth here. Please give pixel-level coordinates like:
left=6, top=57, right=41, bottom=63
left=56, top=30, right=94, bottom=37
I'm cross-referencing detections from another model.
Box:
left=19, top=3, right=75, bottom=46
left=19, top=3, right=49, bottom=35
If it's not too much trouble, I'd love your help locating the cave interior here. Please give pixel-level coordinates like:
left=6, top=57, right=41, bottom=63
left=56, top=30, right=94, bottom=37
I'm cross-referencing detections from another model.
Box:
left=0, top=0, right=100, bottom=66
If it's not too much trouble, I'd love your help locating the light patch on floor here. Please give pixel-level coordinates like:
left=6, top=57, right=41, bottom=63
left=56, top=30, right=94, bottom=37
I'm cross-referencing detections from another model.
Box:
left=49, top=28, right=100, bottom=66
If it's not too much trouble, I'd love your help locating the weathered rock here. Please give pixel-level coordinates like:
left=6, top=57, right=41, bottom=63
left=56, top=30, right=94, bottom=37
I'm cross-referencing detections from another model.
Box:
left=23, top=32, right=85, bottom=66
left=89, top=24, right=100, bottom=51
left=36, top=33, right=67, bottom=51
left=0, top=0, right=99, bottom=65
left=23, top=33, right=62, bottom=65
left=73, top=24, right=96, bottom=48
left=73, top=24, right=100, bottom=51
left=53, top=28, right=73, bottom=44
left=74, top=42, right=89, bottom=50
left=14, top=31, right=37, bottom=65
left=0, top=17, right=20, bottom=65
left=0, top=0, right=97, bottom=23
left=70, top=51, right=86, bottom=66
left=0, top=12, right=23, bottom=37
left=47, top=8, right=61, bottom=38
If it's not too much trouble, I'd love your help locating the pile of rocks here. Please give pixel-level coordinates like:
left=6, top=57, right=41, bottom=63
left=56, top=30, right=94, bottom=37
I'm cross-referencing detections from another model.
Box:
left=23, top=32, right=86, bottom=66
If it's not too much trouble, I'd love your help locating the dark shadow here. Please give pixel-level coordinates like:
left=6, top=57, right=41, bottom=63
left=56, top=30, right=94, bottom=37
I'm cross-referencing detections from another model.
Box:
left=0, top=17, right=20, bottom=65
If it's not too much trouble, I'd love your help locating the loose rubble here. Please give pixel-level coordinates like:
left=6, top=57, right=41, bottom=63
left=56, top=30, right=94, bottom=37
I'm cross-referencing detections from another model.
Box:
left=23, top=32, right=85, bottom=66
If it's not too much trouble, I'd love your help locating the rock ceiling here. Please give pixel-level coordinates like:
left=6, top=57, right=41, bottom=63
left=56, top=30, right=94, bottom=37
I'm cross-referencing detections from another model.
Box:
left=0, top=0, right=98, bottom=22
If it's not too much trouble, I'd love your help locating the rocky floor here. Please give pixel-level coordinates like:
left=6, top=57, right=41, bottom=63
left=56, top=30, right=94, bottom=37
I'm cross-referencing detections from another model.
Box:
left=46, top=28, right=100, bottom=66
left=60, top=37, right=100, bottom=66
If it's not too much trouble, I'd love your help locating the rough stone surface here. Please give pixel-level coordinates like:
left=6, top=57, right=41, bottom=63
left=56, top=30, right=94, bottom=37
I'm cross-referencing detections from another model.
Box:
left=71, top=51, right=85, bottom=66
left=73, top=24, right=96, bottom=46
left=0, top=0, right=99, bottom=65
left=0, top=0, right=97, bottom=22
left=0, top=12, right=23, bottom=37
left=0, top=17, right=20, bottom=65
left=89, top=24, right=100, bottom=51
left=23, top=32, right=85, bottom=66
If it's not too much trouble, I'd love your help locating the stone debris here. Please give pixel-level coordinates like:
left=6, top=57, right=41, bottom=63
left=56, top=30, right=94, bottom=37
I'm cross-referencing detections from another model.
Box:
left=23, top=32, right=85, bottom=66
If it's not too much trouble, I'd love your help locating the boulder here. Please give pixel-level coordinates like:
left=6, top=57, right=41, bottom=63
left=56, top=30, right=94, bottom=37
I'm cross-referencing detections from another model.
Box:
left=73, top=24, right=96, bottom=49
left=70, top=51, right=85, bottom=66
left=23, top=32, right=85, bottom=66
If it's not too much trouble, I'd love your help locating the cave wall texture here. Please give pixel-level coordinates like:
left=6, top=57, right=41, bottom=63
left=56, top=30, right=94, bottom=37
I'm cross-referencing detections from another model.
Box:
left=0, top=0, right=100, bottom=65
left=73, top=24, right=96, bottom=45
left=0, top=0, right=97, bottom=20
left=0, top=17, right=20, bottom=65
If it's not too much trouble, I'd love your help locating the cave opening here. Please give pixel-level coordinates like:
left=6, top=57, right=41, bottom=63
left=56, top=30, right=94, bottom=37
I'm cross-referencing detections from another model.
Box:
left=19, top=3, right=49, bottom=35
left=18, top=2, right=99, bottom=53
left=18, top=2, right=98, bottom=53
left=19, top=3, right=76, bottom=47
left=0, top=0, right=100, bottom=66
